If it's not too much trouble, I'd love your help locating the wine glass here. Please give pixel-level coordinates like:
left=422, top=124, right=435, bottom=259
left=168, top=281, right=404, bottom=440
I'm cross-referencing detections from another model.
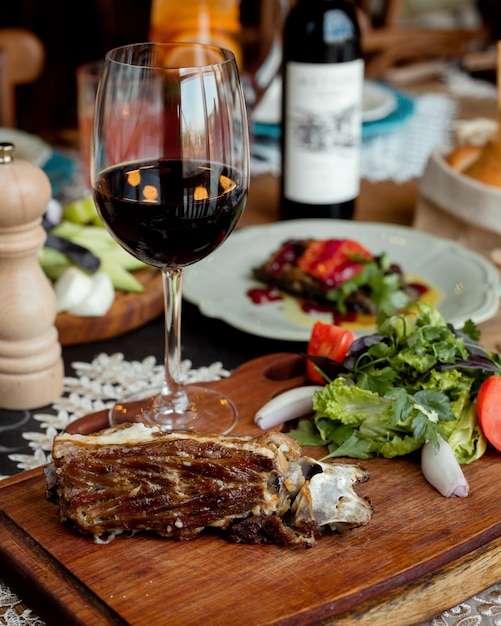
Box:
left=91, top=42, right=249, bottom=433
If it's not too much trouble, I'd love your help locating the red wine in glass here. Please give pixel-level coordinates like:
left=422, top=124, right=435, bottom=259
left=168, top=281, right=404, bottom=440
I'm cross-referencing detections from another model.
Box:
left=94, top=159, right=246, bottom=268
left=91, top=42, right=250, bottom=433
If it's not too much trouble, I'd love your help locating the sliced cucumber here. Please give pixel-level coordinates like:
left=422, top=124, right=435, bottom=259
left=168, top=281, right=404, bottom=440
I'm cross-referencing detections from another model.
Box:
left=46, top=221, right=147, bottom=292
left=51, top=222, right=147, bottom=270
left=39, top=246, right=72, bottom=280
left=101, top=248, right=147, bottom=271
left=50, top=221, right=83, bottom=240
left=63, top=196, right=103, bottom=225
left=100, top=259, right=145, bottom=293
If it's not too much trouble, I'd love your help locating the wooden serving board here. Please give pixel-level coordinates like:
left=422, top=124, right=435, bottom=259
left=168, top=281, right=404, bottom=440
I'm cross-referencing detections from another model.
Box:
left=0, top=353, right=500, bottom=626
left=55, top=268, right=164, bottom=346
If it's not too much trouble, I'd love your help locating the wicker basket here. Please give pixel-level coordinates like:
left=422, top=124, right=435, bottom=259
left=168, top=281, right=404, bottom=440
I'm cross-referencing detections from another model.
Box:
left=414, top=147, right=501, bottom=257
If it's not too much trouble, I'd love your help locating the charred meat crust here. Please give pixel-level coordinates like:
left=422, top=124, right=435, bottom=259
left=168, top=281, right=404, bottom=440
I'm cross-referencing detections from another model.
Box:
left=46, top=424, right=373, bottom=548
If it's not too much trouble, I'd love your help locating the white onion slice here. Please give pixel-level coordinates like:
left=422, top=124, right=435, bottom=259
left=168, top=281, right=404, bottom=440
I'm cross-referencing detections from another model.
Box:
left=254, top=386, right=324, bottom=430
left=421, top=435, right=469, bottom=497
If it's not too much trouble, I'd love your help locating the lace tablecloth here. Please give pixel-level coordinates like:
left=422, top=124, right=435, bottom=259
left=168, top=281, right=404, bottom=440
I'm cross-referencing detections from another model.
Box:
left=251, top=90, right=460, bottom=182
left=1, top=354, right=500, bottom=626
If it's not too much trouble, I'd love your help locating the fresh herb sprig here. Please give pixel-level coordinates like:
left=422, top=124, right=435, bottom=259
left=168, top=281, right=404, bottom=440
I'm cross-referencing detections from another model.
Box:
left=325, top=252, right=411, bottom=316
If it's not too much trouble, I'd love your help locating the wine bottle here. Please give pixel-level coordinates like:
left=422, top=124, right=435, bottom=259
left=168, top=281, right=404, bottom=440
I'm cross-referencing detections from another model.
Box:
left=280, top=0, right=363, bottom=220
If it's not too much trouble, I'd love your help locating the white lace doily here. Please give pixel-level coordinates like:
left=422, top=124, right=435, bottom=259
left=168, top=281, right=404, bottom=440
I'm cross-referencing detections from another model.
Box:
left=0, top=595, right=46, bottom=626
left=0, top=353, right=500, bottom=625
left=361, top=92, right=458, bottom=183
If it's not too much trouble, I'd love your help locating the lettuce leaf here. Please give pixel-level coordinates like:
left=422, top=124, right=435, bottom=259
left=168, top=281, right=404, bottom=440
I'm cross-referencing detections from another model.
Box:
left=291, top=303, right=493, bottom=463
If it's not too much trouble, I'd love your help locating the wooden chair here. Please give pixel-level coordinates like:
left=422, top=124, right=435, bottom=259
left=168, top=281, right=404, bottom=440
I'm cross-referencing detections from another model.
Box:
left=357, top=0, right=487, bottom=79
left=0, top=28, right=45, bottom=127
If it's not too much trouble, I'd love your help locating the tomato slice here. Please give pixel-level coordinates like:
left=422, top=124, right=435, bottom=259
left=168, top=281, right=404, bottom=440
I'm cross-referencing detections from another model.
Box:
left=297, top=239, right=372, bottom=289
left=306, top=321, right=356, bottom=384
left=476, top=375, right=501, bottom=452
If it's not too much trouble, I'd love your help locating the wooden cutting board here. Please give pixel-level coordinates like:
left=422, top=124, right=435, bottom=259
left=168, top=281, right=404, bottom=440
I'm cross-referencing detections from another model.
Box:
left=55, top=268, right=164, bottom=346
left=0, top=352, right=500, bottom=626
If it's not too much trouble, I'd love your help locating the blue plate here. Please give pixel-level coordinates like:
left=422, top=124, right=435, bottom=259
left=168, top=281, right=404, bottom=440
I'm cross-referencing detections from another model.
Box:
left=253, top=121, right=281, bottom=140
left=362, top=86, right=415, bottom=139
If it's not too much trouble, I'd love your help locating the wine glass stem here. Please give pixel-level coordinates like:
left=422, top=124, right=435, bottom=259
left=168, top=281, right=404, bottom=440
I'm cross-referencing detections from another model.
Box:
left=157, top=266, right=189, bottom=414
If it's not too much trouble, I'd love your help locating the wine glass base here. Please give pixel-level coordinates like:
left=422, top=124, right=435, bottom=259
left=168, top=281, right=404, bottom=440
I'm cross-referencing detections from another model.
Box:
left=109, top=384, right=238, bottom=434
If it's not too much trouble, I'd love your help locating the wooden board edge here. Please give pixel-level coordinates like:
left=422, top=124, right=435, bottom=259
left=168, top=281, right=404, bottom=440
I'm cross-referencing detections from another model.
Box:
left=2, top=466, right=501, bottom=626
left=323, top=534, right=501, bottom=626
left=0, top=506, right=125, bottom=626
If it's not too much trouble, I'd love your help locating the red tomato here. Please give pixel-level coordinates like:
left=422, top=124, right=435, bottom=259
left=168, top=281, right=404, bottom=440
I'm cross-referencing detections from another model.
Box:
left=477, top=375, right=501, bottom=452
left=297, top=239, right=372, bottom=288
left=306, top=321, right=356, bottom=384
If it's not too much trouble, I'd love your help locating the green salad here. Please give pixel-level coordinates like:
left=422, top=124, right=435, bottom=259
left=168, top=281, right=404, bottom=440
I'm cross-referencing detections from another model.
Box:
left=290, top=303, right=501, bottom=464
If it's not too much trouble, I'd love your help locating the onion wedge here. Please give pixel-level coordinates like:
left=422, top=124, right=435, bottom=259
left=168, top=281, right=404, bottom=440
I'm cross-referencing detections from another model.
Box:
left=421, top=435, right=469, bottom=497
left=255, top=386, right=323, bottom=430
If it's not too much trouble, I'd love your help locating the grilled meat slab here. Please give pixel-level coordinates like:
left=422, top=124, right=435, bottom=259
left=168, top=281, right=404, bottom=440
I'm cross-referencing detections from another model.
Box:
left=46, top=424, right=372, bottom=548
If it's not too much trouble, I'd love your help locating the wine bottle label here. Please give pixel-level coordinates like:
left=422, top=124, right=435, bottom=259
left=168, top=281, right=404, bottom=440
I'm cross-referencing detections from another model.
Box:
left=283, top=59, right=364, bottom=204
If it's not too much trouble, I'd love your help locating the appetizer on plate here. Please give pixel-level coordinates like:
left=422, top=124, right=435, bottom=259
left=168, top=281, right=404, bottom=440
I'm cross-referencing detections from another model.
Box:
left=252, top=237, right=426, bottom=320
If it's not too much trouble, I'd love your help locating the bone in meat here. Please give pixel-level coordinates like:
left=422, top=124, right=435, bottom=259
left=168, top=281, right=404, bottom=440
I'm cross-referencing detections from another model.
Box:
left=45, top=423, right=372, bottom=548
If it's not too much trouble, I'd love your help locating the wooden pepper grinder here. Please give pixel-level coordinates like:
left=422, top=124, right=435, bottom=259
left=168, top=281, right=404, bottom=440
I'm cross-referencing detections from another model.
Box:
left=0, top=142, right=64, bottom=409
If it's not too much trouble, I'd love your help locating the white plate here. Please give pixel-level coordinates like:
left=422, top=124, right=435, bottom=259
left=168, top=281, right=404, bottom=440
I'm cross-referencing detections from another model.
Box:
left=0, top=127, right=52, bottom=166
left=183, top=220, right=501, bottom=342
left=362, top=81, right=398, bottom=122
